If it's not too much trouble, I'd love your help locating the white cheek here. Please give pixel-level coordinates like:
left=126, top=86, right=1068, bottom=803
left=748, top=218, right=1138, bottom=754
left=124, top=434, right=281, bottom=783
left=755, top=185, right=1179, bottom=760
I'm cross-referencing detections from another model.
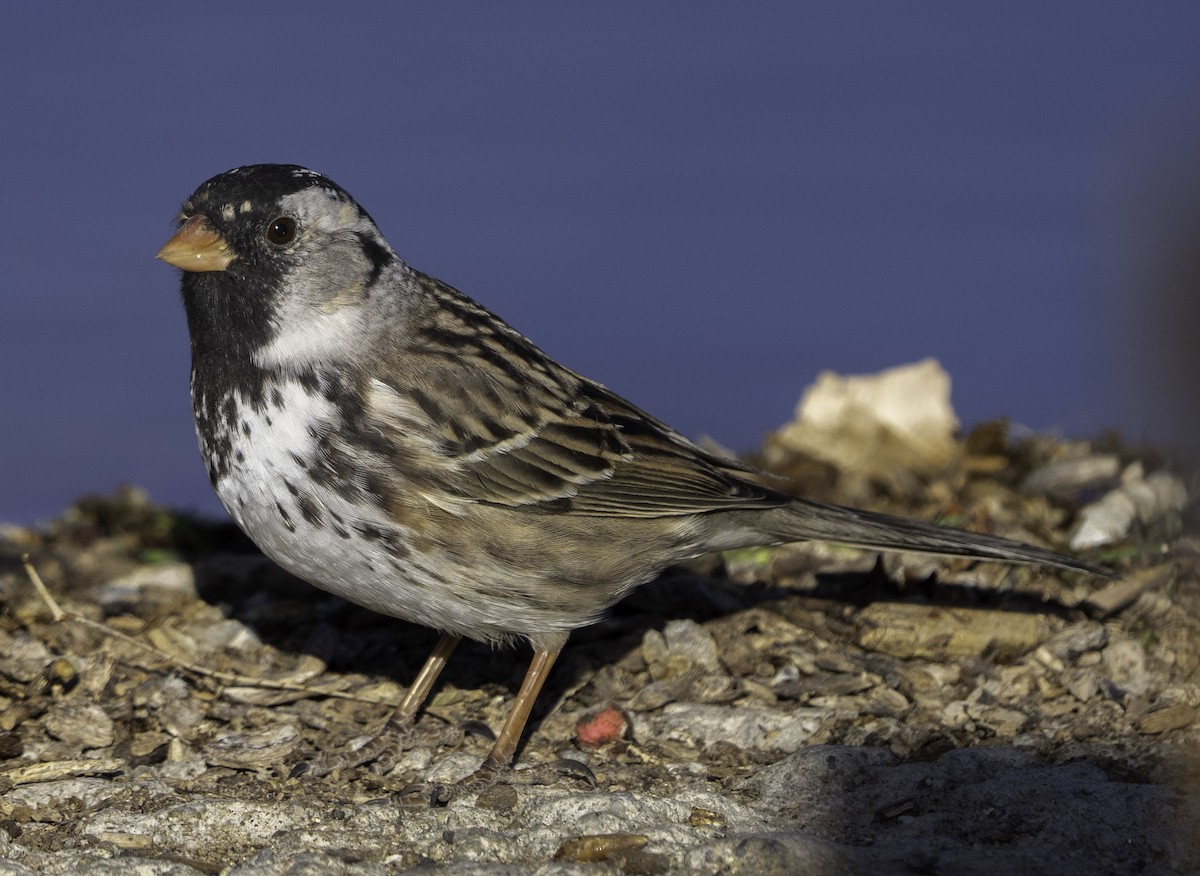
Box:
left=253, top=188, right=379, bottom=371
left=253, top=304, right=367, bottom=370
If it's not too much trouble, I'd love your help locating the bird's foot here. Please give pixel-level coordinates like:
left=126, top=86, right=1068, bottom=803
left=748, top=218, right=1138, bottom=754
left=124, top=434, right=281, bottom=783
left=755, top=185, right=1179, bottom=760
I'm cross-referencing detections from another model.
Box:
left=290, top=722, right=412, bottom=779
left=504, top=757, right=597, bottom=788
left=396, top=756, right=595, bottom=808
left=397, top=780, right=455, bottom=807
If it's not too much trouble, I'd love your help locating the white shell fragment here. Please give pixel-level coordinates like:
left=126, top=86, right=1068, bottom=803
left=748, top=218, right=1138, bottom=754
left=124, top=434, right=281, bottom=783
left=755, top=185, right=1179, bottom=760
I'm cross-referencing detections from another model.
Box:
left=1069, top=463, right=1187, bottom=550
left=767, top=358, right=960, bottom=486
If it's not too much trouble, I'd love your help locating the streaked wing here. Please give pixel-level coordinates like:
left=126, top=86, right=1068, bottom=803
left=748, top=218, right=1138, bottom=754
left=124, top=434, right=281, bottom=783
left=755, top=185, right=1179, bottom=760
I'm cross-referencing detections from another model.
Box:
left=559, top=388, right=786, bottom=516
left=366, top=272, right=789, bottom=517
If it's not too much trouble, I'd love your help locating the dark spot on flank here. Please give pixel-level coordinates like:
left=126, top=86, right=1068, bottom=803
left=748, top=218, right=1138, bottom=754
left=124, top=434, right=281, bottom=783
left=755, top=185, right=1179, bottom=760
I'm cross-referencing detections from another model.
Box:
left=284, top=480, right=299, bottom=496
left=355, top=424, right=399, bottom=460
left=353, top=522, right=410, bottom=559
left=296, top=494, right=324, bottom=527
left=276, top=502, right=295, bottom=532
left=387, top=557, right=422, bottom=580
left=355, top=523, right=382, bottom=540
left=360, top=471, right=392, bottom=507
left=271, top=388, right=285, bottom=409
left=241, top=422, right=252, bottom=437
left=297, top=369, right=321, bottom=395
left=321, top=374, right=357, bottom=410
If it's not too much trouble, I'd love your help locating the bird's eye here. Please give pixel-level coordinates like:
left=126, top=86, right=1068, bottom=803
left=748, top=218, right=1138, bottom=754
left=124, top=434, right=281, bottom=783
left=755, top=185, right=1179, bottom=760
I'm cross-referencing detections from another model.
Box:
left=266, top=217, right=297, bottom=246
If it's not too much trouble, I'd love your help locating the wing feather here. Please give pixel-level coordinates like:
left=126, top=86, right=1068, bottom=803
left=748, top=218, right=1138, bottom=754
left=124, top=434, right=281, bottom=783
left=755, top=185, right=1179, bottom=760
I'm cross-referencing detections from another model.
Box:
left=362, top=271, right=790, bottom=518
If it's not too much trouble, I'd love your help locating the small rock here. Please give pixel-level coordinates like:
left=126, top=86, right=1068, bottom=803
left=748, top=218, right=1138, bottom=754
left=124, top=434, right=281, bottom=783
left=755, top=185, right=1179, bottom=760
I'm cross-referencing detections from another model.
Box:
left=1101, top=638, right=1152, bottom=695
left=941, top=701, right=975, bottom=730
left=98, top=563, right=198, bottom=613
left=657, top=704, right=829, bottom=753
left=975, top=705, right=1029, bottom=736
left=129, top=731, right=172, bottom=759
left=1136, top=704, right=1197, bottom=735
left=160, top=699, right=208, bottom=742
left=642, top=619, right=722, bottom=680
left=627, top=678, right=685, bottom=711
left=187, top=618, right=263, bottom=655
left=1070, top=464, right=1187, bottom=550
left=1020, top=454, right=1120, bottom=500
left=203, top=724, right=301, bottom=772
left=1040, top=622, right=1108, bottom=662
left=43, top=703, right=115, bottom=749
left=1066, top=670, right=1100, bottom=702
left=0, top=632, right=55, bottom=684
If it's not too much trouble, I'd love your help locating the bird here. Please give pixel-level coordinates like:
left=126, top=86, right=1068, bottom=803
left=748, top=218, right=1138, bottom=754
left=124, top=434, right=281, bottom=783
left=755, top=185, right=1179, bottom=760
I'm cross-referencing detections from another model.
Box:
left=156, top=164, right=1107, bottom=786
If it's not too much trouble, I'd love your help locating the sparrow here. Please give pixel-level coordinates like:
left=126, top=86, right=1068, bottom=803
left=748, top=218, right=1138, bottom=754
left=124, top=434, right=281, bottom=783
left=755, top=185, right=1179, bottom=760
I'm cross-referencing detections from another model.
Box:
left=157, top=164, right=1107, bottom=785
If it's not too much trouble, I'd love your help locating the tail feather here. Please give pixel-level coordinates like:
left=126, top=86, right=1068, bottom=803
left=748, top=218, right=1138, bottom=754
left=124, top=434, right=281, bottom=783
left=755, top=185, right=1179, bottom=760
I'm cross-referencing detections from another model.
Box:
left=772, top=498, right=1111, bottom=577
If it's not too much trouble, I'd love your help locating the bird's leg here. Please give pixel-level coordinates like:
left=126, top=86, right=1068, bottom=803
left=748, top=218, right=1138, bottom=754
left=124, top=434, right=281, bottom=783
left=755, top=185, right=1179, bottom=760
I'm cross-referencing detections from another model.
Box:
left=464, top=644, right=561, bottom=785
left=292, top=632, right=462, bottom=778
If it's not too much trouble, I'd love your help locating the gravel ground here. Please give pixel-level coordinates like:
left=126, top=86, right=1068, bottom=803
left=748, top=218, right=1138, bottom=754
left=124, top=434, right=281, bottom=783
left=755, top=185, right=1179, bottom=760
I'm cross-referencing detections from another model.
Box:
left=1, top=423, right=1197, bottom=874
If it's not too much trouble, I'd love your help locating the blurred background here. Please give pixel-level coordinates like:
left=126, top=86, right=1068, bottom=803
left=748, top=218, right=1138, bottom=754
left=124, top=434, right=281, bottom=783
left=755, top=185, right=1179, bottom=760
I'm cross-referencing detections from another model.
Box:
left=3, top=2, right=1200, bottom=525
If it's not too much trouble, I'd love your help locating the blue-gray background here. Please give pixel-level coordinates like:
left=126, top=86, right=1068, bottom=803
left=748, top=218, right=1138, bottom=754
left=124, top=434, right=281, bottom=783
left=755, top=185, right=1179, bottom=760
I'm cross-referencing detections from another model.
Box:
left=4, top=3, right=1200, bottom=525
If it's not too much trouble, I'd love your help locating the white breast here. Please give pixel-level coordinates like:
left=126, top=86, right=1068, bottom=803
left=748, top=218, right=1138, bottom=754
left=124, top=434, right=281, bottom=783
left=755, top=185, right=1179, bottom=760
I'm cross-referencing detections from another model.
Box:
left=196, top=380, right=448, bottom=626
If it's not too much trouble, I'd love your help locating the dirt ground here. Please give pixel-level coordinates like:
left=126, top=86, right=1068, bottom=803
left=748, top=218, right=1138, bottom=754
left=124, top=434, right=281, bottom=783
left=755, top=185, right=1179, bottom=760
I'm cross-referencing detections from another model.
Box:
left=1, top=422, right=1198, bottom=874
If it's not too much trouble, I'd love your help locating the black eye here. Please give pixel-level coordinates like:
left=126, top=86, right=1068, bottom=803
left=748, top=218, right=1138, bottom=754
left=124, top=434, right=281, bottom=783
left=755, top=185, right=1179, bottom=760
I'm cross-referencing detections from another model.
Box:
left=266, top=217, right=297, bottom=245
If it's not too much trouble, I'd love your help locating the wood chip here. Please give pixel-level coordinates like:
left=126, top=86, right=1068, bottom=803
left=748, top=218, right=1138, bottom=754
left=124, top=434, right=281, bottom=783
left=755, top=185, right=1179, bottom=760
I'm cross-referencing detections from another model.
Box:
left=1082, top=563, right=1175, bottom=618
left=1, top=758, right=124, bottom=786
left=856, top=604, right=1054, bottom=661
left=1136, top=704, right=1197, bottom=735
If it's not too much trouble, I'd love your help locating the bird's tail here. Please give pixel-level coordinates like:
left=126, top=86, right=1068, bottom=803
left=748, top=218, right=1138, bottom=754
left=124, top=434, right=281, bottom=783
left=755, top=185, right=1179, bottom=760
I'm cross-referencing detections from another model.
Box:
left=764, top=498, right=1110, bottom=577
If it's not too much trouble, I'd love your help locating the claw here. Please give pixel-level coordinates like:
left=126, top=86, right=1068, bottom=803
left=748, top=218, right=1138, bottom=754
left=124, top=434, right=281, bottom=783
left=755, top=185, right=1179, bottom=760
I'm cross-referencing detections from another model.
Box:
left=459, top=760, right=504, bottom=790
left=547, top=757, right=597, bottom=786
left=288, top=727, right=409, bottom=779
left=458, top=719, right=497, bottom=741
left=398, top=781, right=454, bottom=808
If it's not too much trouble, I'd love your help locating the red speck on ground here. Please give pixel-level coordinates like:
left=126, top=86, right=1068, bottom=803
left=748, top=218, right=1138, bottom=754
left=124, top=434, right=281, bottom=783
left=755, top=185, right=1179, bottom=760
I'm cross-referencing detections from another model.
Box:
left=575, top=705, right=629, bottom=749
